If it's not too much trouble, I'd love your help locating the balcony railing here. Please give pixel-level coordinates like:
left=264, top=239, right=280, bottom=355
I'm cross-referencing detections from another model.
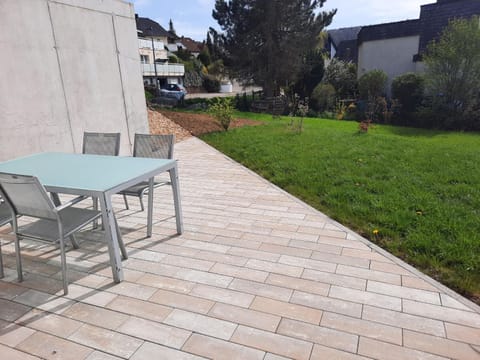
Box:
left=138, top=38, right=164, bottom=50
left=141, top=63, right=185, bottom=77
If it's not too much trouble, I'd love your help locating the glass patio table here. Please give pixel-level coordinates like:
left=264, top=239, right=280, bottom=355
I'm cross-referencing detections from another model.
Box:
left=0, top=152, right=183, bottom=282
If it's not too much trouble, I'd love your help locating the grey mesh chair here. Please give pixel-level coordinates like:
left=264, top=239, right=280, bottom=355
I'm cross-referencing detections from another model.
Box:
left=120, top=134, right=175, bottom=211
left=0, top=197, right=13, bottom=278
left=0, top=173, right=102, bottom=295
left=82, top=132, right=121, bottom=156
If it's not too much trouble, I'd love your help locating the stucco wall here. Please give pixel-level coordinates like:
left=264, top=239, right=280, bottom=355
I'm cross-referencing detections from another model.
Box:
left=357, top=35, right=420, bottom=95
left=0, top=0, right=148, bottom=161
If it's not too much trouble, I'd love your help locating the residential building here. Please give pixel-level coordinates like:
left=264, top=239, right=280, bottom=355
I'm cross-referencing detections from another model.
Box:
left=135, top=15, right=185, bottom=87
left=327, top=0, right=480, bottom=95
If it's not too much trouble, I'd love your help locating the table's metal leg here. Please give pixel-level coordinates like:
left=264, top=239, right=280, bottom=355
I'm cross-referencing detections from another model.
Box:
left=169, top=164, right=183, bottom=234
left=147, top=177, right=154, bottom=237
left=114, top=215, right=128, bottom=260
left=98, top=193, right=123, bottom=283
left=51, top=193, right=79, bottom=249
left=93, top=197, right=99, bottom=229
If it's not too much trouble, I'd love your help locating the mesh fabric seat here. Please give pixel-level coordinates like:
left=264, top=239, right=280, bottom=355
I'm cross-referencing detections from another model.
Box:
left=82, top=132, right=121, bottom=156
left=0, top=198, right=13, bottom=278
left=120, top=134, right=175, bottom=211
left=0, top=172, right=102, bottom=295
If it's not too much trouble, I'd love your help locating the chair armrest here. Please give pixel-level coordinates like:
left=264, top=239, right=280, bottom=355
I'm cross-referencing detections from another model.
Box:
left=55, top=195, right=89, bottom=211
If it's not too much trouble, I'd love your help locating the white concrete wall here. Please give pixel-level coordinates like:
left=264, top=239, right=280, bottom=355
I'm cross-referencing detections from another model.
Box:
left=0, top=0, right=148, bottom=160
left=357, top=35, right=420, bottom=96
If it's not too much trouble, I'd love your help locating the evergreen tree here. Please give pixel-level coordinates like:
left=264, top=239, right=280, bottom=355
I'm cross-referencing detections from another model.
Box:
left=212, top=0, right=336, bottom=97
left=169, top=19, right=177, bottom=36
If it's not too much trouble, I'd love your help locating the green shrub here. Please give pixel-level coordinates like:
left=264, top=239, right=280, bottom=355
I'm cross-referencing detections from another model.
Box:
left=391, top=73, right=425, bottom=114
left=322, top=59, right=357, bottom=99
left=358, top=70, right=387, bottom=100
left=208, top=97, right=234, bottom=131
left=203, top=74, right=221, bottom=93
left=144, top=90, right=154, bottom=102
left=310, top=83, right=336, bottom=112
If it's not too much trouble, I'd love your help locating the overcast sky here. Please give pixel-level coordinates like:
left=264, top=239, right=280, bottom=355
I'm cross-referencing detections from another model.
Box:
left=130, top=0, right=433, bottom=41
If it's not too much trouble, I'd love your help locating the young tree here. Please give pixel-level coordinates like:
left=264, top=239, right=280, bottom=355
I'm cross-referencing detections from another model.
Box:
left=424, top=17, right=480, bottom=121
left=212, top=0, right=336, bottom=97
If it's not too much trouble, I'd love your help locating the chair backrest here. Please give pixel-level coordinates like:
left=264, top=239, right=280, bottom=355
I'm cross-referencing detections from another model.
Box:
left=133, top=134, right=175, bottom=159
left=0, top=196, right=13, bottom=227
left=0, top=173, right=57, bottom=220
left=83, top=132, right=121, bottom=156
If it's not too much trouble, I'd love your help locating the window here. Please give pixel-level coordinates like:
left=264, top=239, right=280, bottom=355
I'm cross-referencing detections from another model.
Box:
left=140, top=55, right=149, bottom=64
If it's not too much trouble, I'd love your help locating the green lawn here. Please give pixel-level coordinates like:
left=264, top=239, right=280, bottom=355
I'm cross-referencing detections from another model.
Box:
left=201, top=113, right=480, bottom=302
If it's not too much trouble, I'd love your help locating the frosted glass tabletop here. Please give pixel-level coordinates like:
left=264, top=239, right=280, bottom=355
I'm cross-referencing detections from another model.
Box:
left=0, top=152, right=175, bottom=194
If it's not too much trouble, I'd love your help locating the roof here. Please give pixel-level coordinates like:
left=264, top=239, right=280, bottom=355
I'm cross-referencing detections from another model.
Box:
left=418, top=0, right=480, bottom=53
left=328, top=26, right=362, bottom=47
left=136, top=16, right=169, bottom=38
left=180, top=37, right=203, bottom=53
left=357, top=19, right=421, bottom=44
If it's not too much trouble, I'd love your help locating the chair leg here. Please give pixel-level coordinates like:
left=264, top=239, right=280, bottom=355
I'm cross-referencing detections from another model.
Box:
left=123, top=194, right=129, bottom=210
left=59, top=236, right=68, bottom=295
left=14, top=234, right=23, bottom=282
left=139, top=195, right=145, bottom=212
left=0, top=239, right=4, bottom=279
left=69, top=235, right=80, bottom=249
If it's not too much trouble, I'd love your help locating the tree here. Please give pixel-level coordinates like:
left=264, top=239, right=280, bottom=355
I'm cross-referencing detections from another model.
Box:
left=169, top=19, right=177, bottom=37
left=322, top=58, right=357, bottom=99
left=358, top=69, right=387, bottom=100
left=212, top=0, right=336, bottom=97
left=424, top=17, right=480, bottom=126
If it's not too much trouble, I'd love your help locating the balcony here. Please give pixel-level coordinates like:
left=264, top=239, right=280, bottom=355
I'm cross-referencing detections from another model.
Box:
left=141, top=63, right=185, bottom=77
left=138, top=38, right=164, bottom=50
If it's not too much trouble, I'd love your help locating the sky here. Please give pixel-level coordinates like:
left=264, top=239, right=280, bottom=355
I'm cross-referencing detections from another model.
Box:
left=130, top=0, right=434, bottom=41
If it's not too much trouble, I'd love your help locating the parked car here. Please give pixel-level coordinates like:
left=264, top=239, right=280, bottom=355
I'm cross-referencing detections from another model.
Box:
left=160, top=84, right=187, bottom=100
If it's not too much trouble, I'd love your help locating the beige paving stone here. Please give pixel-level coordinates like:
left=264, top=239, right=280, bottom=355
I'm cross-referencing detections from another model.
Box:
left=329, top=285, right=401, bottom=311
left=440, top=293, right=476, bottom=311
left=162, top=254, right=215, bottom=271
left=136, top=273, right=195, bottom=294
left=0, top=282, right=28, bottom=300
left=445, top=322, right=480, bottom=345
left=131, top=341, right=206, bottom=360
left=105, top=295, right=172, bottom=322
left=336, top=264, right=401, bottom=285
left=17, top=331, right=93, bottom=360
left=370, top=261, right=411, bottom=275
left=401, top=275, right=439, bottom=292
left=258, top=243, right=313, bottom=258
left=403, top=299, right=480, bottom=328
left=164, top=309, right=238, bottom=340
left=0, top=298, right=31, bottom=322
left=0, top=319, right=36, bottom=347
left=228, top=278, right=293, bottom=302
left=302, top=268, right=366, bottom=291
left=117, top=316, right=191, bottom=348
left=16, top=309, right=82, bottom=338
left=149, top=288, right=214, bottom=314
left=217, top=235, right=262, bottom=250
left=182, top=333, right=265, bottom=360
left=311, top=251, right=370, bottom=269
left=196, top=250, right=249, bottom=267
left=0, top=343, right=44, bottom=360
left=289, top=239, right=343, bottom=255
left=251, top=297, right=323, bottom=324
left=321, top=311, right=402, bottom=345
left=190, top=284, right=254, bottom=308
left=63, top=284, right=118, bottom=307
left=291, top=291, right=362, bottom=318
left=278, top=318, right=358, bottom=353
left=242, top=232, right=290, bottom=247
left=403, top=330, right=480, bottom=360
left=266, top=273, right=330, bottom=296
left=366, top=280, right=441, bottom=304
left=69, top=323, right=143, bottom=358
left=227, top=247, right=281, bottom=262
left=341, top=248, right=393, bottom=263
left=210, top=263, right=269, bottom=283
left=245, top=259, right=303, bottom=277
left=358, top=337, right=448, bottom=360
left=317, top=236, right=368, bottom=250
left=264, top=353, right=292, bottom=360
left=362, top=305, right=446, bottom=337
left=209, top=302, right=280, bottom=332
left=129, top=249, right=168, bottom=262
left=279, top=255, right=336, bottom=273
left=85, top=351, right=123, bottom=360
left=105, top=281, right=157, bottom=301
left=231, top=325, right=312, bottom=360
left=311, top=344, right=371, bottom=359
left=182, top=239, right=230, bottom=253
left=175, top=268, right=233, bottom=288
left=62, top=302, right=128, bottom=330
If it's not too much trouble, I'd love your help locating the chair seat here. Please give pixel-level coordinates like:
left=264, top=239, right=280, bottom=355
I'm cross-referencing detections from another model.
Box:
left=18, top=207, right=102, bottom=242
left=119, top=180, right=171, bottom=196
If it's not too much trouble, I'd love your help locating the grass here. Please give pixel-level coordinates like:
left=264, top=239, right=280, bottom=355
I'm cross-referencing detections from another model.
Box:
left=201, top=113, right=480, bottom=302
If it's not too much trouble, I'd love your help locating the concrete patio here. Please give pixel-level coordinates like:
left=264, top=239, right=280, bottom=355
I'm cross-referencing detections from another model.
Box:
left=0, top=137, right=479, bottom=360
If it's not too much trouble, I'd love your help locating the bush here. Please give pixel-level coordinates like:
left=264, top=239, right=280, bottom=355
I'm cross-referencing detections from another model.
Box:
left=203, top=75, right=221, bottom=93
left=208, top=97, right=234, bottom=131
left=391, top=73, right=425, bottom=115
left=323, top=59, right=357, bottom=99
left=144, top=90, right=154, bottom=102
left=310, top=83, right=336, bottom=112
left=358, top=70, right=387, bottom=100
